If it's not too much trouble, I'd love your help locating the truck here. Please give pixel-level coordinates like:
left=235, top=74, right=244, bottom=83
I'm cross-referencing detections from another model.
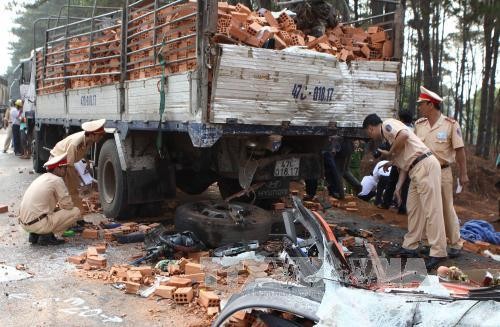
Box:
left=29, top=0, right=402, bottom=219
left=0, top=77, right=9, bottom=127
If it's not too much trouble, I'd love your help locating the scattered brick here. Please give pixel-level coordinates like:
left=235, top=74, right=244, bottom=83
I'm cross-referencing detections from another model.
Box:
left=188, top=251, right=210, bottom=263
left=127, top=270, right=143, bottom=283
left=166, top=276, right=192, bottom=287
left=67, top=255, right=86, bottom=265
left=155, top=285, right=177, bottom=299
left=124, top=281, right=140, bottom=294
left=87, top=246, right=98, bottom=257
left=0, top=205, right=8, bottom=213
left=207, top=306, right=220, bottom=316
left=184, top=262, right=203, bottom=275
left=173, top=287, right=193, bottom=304
left=131, top=266, right=153, bottom=277
left=82, top=229, right=99, bottom=239
left=181, top=273, right=206, bottom=283
left=86, top=255, right=107, bottom=268
left=198, top=290, right=221, bottom=308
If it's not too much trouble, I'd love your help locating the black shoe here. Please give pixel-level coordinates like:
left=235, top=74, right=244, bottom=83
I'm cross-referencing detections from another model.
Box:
left=37, top=233, right=65, bottom=246
left=76, top=220, right=86, bottom=227
left=425, top=256, right=447, bottom=271
left=419, top=246, right=430, bottom=256
left=388, top=246, right=419, bottom=258
left=448, top=248, right=461, bottom=259
left=28, top=233, right=39, bottom=244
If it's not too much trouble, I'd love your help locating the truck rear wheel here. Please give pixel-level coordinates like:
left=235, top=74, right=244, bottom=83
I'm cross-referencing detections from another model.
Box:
left=98, top=139, right=133, bottom=219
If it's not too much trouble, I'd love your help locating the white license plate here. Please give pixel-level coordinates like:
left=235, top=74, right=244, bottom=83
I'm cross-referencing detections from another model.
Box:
left=274, top=158, right=300, bottom=177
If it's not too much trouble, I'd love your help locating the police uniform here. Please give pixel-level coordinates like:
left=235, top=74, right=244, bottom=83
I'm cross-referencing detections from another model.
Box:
left=50, top=119, right=105, bottom=209
left=382, top=118, right=447, bottom=258
left=19, top=155, right=81, bottom=235
left=415, top=94, right=464, bottom=251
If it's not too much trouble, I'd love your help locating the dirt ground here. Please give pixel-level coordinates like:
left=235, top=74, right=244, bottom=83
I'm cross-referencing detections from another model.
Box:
left=0, top=130, right=499, bottom=327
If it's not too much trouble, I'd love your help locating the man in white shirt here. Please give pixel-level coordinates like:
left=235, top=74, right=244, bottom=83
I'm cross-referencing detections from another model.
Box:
left=10, top=99, right=23, bottom=156
left=358, top=160, right=391, bottom=203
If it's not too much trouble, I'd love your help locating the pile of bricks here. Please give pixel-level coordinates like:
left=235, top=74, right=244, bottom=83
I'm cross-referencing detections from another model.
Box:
left=216, top=2, right=393, bottom=62
left=68, top=244, right=108, bottom=271
left=128, top=1, right=197, bottom=79
left=37, top=26, right=122, bottom=95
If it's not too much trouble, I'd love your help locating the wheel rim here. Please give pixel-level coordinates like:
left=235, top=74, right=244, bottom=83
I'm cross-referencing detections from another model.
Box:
left=102, top=159, right=116, bottom=204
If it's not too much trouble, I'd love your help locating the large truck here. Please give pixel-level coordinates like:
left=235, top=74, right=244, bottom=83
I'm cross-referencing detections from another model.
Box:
left=30, top=0, right=402, bottom=219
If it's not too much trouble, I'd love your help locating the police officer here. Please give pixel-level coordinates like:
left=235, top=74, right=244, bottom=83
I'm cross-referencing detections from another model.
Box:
left=363, top=113, right=447, bottom=270
left=415, top=86, right=469, bottom=258
left=19, top=154, right=81, bottom=245
left=50, top=119, right=106, bottom=210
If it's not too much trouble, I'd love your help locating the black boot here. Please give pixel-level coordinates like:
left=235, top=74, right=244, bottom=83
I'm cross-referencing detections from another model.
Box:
left=425, top=256, right=447, bottom=271
left=37, top=233, right=65, bottom=246
left=28, top=233, right=39, bottom=244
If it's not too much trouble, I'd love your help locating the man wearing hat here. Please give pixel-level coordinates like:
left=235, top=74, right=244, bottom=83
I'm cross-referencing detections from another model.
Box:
left=363, top=113, right=448, bottom=270
left=10, top=99, right=24, bottom=156
left=415, top=86, right=469, bottom=258
left=18, top=154, right=81, bottom=245
left=50, top=119, right=106, bottom=210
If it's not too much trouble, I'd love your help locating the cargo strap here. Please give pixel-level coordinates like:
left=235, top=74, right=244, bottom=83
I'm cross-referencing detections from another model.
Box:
left=156, top=42, right=167, bottom=158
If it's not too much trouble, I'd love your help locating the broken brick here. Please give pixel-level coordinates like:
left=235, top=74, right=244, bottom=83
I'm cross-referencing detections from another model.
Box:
left=95, top=244, right=107, bottom=254
left=184, top=262, right=203, bottom=275
left=87, top=246, right=98, bottom=257
left=263, top=10, right=279, bottom=28
left=67, top=255, right=86, bottom=265
left=86, top=255, right=107, bottom=268
left=188, top=251, right=210, bottom=263
left=474, top=241, right=491, bottom=251
left=173, top=287, right=193, bottom=304
left=127, top=270, right=143, bottom=283
left=207, top=306, right=219, bottom=316
left=166, top=276, right=192, bottom=287
left=155, top=285, right=177, bottom=299
left=125, top=281, right=140, bottom=294
left=0, top=205, right=8, bottom=213
left=198, top=290, right=220, bottom=308
left=82, top=229, right=99, bottom=239
left=131, top=266, right=153, bottom=277
left=181, top=273, right=206, bottom=283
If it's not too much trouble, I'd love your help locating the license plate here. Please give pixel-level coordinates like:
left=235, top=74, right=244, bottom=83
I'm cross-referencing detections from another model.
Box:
left=274, top=158, right=300, bottom=177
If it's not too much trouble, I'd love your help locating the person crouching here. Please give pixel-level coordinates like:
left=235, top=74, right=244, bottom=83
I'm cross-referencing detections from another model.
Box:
left=18, top=154, right=81, bottom=245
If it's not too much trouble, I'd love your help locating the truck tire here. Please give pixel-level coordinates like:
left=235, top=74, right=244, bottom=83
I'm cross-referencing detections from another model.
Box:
left=32, top=138, right=45, bottom=173
left=175, top=201, right=273, bottom=248
left=98, top=139, right=133, bottom=219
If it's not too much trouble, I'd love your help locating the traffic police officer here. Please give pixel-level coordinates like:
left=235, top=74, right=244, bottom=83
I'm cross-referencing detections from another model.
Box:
left=19, top=154, right=81, bottom=245
left=415, top=86, right=469, bottom=258
left=50, top=119, right=106, bottom=210
left=363, top=113, right=447, bottom=270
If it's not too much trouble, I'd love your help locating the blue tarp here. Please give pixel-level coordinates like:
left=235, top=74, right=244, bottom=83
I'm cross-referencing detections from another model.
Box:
left=460, top=220, right=500, bottom=245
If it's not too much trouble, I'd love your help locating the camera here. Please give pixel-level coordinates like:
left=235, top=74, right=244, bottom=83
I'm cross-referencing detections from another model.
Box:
left=373, top=141, right=391, bottom=159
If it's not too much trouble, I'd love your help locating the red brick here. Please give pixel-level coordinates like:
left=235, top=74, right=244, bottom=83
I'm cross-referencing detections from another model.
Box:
left=463, top=241, right=481, bottom=253
left=125, top=281, right=140, bottom=294
left=95, top=244, right=107, bottom=254
left=127, top=270, right=143, bottom=282
left=370, top=31, right=386, bottom=43
left=235, top=3, right=251, bottom=15
left=184, top=262, right=203, bottom=275
left=166, top=276, right=192, bottom=287
left=131, top=266, right=153, bottom=277
left=0, top=205, right=8, bottom=213
left=67, top=255, right=86, bottom=264
left=474, top=241, right=491, bottom=251
left=173, top=287, right=193, bottom=304
left=155, top=285, right=176, bottom=299
left=87, top=246, right=98, bottom=257
left=181, top=273, right=206, bottom=283
left=273, top=35, right=287, bottom=50
left=188, top=251, right=210, bottom=263
left=198, top=290, right=220, bottom=308
left=86, top=255, right=107, bottom=268
left=207, top=306, right=219, bottom=316
left=263, top=10, right=279, bottom=28
left=82, top=229, right=99, bottom=239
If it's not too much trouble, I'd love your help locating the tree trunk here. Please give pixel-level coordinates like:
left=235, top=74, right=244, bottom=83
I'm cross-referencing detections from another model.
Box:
left=482, top=22, right=499, bottom=158
left=410, top=0, right=435, bottom=90
left=475, top=5, right=494, bottom=156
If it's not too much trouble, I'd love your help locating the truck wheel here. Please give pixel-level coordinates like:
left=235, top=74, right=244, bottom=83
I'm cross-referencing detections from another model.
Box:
left=32, top=138, right=45, bottom=173
left=175, top=201, right=273, bottom=248
left=98, top=139, right=133, bottom=219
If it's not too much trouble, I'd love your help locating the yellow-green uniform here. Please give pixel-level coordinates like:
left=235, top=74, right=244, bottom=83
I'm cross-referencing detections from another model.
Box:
left=382, top=118, right=447, bottom=258
left=415, top=114, right=464, bottom=250
left=50, top=131, right=89, bottom=209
